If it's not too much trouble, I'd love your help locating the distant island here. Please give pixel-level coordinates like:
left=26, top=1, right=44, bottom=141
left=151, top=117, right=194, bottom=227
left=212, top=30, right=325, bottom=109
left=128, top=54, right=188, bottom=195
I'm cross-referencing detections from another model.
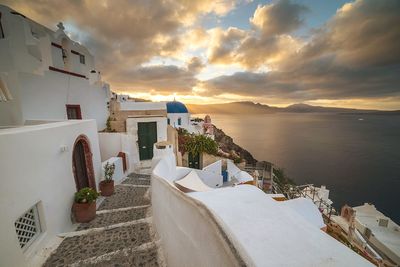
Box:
left=187, top=101, right=400, bottom=115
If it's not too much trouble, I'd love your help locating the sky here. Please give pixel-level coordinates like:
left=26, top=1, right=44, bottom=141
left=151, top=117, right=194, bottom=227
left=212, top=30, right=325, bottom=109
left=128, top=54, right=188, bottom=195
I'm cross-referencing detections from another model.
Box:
left=2, top=0, right=400, bottom=110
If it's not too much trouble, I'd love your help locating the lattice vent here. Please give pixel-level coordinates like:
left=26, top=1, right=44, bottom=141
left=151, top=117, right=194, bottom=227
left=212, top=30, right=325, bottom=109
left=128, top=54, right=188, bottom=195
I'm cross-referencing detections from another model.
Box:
left=14, top=205, right=41, bottom=250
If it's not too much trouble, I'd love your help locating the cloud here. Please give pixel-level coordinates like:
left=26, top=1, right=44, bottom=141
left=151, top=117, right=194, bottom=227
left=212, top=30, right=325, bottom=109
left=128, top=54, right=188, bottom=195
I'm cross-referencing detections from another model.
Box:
left=1, top=0, right=400, bottom=107
left=207, top=0, right=307, bottom=69
left=1, top=0, right=240, bottom=90
left=207, top=27, right=247, bottom=64
left=250, top=0, right=308, bottom=36
left=202, top=0, right=400, bottom=104
left=111, top=57, right=205, bottom=94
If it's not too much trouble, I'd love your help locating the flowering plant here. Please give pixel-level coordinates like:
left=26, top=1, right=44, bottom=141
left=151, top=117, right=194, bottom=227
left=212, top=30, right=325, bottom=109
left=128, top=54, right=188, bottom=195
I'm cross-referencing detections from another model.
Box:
left=74, top=187, right=99, bottom=203
left=104, top=162, right=116, bottom=181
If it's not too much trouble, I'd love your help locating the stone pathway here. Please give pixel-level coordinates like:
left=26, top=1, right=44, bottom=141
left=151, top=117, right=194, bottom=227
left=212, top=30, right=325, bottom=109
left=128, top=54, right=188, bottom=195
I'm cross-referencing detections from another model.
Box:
left=43, top=173, right=165, bottom=267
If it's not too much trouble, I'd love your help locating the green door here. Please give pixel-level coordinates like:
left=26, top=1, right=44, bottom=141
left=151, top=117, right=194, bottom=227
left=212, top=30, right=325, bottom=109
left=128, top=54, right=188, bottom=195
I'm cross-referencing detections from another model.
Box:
left=188, top=152, right=201, bottom=169
left=138, top=122, right=157, bottom=160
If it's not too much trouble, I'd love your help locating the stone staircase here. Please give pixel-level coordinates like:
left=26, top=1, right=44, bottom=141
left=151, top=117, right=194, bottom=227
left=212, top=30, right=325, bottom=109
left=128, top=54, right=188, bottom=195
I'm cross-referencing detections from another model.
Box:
left=43, top=173, right=165, bottom=267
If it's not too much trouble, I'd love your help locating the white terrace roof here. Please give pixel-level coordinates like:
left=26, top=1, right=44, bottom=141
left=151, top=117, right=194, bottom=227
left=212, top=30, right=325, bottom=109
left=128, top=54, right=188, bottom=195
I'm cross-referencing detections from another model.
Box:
left=189, top=185, right=372, bottom=267
left=354, top=204, right=400, bottom=259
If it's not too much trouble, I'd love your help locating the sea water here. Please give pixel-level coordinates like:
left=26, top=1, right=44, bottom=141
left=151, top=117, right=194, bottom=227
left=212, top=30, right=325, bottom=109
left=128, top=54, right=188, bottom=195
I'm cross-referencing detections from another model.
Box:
left=198, top=113, right=400, bottom=223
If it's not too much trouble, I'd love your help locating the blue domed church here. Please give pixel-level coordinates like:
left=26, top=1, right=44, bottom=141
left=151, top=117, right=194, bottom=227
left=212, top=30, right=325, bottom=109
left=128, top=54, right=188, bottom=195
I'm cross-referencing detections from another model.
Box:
left=166, top=100, right=190, bottom=130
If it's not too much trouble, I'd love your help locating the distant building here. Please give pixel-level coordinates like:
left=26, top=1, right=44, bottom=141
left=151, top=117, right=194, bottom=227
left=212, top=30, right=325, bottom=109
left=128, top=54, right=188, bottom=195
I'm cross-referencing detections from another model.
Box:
left=353, top=203, right=400, bottom=265
left=203, top=114, right=214, bottom=139
left=105, top=95, right=168, bottom=169
left=166, top=100, right=190, bottom=130
left=0, top=4, right=110, bottom=129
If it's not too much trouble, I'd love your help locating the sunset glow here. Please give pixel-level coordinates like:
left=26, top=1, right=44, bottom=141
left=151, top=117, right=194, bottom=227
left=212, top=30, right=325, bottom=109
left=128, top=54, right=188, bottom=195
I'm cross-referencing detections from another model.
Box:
left=4, top=0, right=399, bottom=110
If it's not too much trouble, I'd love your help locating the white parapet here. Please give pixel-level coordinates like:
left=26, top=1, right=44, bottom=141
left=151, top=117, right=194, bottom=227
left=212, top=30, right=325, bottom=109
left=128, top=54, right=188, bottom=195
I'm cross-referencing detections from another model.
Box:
left=151, top=155, right=373, bottom=267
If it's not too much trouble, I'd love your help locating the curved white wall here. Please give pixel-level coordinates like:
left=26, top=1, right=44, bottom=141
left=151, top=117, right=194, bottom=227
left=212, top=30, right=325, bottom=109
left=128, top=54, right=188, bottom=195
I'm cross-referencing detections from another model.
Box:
left=151, top=160, right=245, bottom=267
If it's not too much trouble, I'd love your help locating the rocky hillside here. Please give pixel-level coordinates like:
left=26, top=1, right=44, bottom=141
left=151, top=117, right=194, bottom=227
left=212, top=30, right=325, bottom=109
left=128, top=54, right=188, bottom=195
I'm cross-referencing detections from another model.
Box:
left=213, top=125, right=257, bottom=165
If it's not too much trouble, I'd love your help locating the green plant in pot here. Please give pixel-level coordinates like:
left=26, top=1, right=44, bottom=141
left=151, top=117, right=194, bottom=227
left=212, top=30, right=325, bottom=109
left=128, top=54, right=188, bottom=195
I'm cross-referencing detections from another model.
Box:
left=73, top=187, right=99, bottom=223
left=99, top=162, right=116, bottom=196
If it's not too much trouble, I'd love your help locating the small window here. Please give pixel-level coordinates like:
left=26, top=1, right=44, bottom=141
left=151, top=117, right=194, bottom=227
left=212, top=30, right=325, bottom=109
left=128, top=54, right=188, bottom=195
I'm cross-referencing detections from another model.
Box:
left=0, top=12, right=5, bottom=39
left=15, top=204, right=41, bottom=251
left=66, top=104, right=82, bottom=119
left=178, top=118, right=182, bottom=126
left=167, top=118, right=170, bottom=125
left=79, top=54, right=85, bottom=64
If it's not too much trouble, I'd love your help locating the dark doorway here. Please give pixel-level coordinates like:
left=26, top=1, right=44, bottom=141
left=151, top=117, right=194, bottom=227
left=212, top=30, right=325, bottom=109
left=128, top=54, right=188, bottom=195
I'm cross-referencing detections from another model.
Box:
left=72, top=135, right=95, bottom=191
left=138, top=122, right=157, bottom=160
left=66, top=104, right=82, bottom=119
left=188, top=152, right=201, bottom=169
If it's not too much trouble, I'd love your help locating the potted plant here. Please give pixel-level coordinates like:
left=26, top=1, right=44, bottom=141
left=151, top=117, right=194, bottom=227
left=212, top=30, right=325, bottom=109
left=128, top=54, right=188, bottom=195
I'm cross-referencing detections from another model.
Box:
left=99, top=162, right=116, bottom=196
left=73, top=187, right=99, bottom=223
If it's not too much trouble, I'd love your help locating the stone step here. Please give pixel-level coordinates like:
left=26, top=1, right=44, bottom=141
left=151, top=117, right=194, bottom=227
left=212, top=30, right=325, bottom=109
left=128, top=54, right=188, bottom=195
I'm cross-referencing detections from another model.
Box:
left=44, top=223, right=153, bottom=267
left=70, top=241, right=165, bottom=267
left=76, top=206, right=151, bottom=231
left=128, top=173, right=151, bottom=180
left=122, top=177, right=151, bottom=186
left=98, top=186, right=150, bottom=211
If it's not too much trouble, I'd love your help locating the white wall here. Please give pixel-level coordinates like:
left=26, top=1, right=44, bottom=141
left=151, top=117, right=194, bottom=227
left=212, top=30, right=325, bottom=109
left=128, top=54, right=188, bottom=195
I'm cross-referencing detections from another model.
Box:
left=167, top=113, right=190, bottom=130
left=102, top=157, right=125, bottom=184
left=119, top=101, right=166, bottom=111
left=98, top=132, right=138, bottom=173
left=195, top=170, right=223, bottom=188
left=203, top=160, right=222, bottom=175
left=152, top=160, right=244, bottom=267
left=0, top=5, right=110, bottom=129
left=0, top=120, right=102, bottom=267
left=18, top=71, right=109, bottom=130
left=227, top=160, right=241, bottom=180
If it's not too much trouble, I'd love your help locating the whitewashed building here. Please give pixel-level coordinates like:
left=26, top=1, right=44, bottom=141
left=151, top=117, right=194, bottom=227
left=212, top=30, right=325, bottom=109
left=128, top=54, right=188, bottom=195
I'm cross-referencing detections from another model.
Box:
left=0, top=120, right=103, bottom=266
left=166, top=100, right=190, bottom=130
left=103, top=95, right=168, bottom=170
left=0, top=6, right=121, bottom=266
left=0, top=4, right=110, bottom=130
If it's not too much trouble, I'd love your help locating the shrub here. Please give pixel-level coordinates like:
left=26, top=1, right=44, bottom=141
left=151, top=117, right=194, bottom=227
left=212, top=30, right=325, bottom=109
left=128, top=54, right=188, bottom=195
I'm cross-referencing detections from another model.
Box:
left=177, top=127, right=189, bottom=136
left=105, top=116, right=116, bottom=132
left=104, top=162, right=116, bottom=181
left=184, top=134, right=218, bottom=156
left=74, top=187, right=99, bottom=203
left=234, top=157, right=242, bottom=164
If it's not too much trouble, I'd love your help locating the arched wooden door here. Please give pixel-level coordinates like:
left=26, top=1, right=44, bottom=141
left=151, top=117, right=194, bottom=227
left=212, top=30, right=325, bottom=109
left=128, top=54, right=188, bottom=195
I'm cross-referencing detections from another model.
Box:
left=72, top=135, right=96, bottom=191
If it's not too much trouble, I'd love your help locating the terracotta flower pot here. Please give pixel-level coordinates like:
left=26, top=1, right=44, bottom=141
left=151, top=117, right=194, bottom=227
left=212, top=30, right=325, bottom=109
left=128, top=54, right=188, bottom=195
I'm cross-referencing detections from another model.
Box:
left=99, top=180, right=114, bottom=196
left=73, top=201, right=96, bottom=223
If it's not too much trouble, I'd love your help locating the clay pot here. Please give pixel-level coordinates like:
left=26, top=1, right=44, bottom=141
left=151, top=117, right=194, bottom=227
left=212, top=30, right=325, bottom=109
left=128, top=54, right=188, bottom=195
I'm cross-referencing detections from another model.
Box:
left=73, top=202, right=96, bottom=223
left=99, top=180, right=114, bottom=196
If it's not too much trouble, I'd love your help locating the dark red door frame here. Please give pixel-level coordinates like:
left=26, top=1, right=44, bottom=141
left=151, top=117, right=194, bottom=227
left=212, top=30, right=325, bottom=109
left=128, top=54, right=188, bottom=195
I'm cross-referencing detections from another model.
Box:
left=72, top=135, right=96, bottom=191
left=66, top=104, right=82, bottom=119
left=0, top=12, right=5, bottom=38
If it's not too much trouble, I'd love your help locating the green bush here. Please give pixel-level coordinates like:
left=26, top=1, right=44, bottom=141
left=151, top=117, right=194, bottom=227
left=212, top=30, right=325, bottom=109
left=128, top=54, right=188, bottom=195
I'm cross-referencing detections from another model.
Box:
left=184, top=134, right=218, bottom=156
left=74, top=187, right=99, bottom=203
left=234, top=157, right=242, bottom=164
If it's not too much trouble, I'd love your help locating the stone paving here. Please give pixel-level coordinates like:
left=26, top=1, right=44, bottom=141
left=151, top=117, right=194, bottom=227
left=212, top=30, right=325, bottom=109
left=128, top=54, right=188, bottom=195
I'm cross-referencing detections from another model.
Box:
left=98, top=186, right=150, bottom=210
left=43, top=173, right=165, bottom=267
left=122, top=177, right=151, bottom=186
left=76, top=206, right=151, bottom=231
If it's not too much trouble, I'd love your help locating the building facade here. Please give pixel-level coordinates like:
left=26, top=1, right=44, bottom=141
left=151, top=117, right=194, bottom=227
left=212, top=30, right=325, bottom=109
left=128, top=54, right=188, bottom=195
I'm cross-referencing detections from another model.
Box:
left=0, top=5, right=110, bottom=130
